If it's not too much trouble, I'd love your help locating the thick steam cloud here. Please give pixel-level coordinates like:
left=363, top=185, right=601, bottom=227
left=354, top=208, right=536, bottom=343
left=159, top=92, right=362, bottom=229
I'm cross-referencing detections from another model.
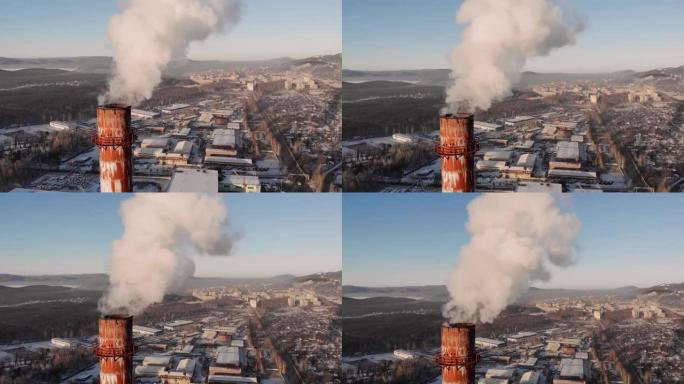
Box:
left=100, top=194, right=236, bottom=316
left=99, top=0, right=242, bottom=106
left=445, top=0, right=584, bottom=112
left=443, top=194, right=580, bottom=323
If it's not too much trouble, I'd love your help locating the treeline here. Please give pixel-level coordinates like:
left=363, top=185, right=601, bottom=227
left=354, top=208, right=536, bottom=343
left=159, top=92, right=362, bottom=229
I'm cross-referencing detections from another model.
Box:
left=0, top=129, right=93, bottom=191
left=0, top=84, right=102, bottom=127
left=340, top=358, right=439, bottom=384
left=343, top=313, right=443, bottom=356
left=0, top=302, right=98, bottom=344
left=0, top=347, right=97, bottom=384
left=343, top=96, right=443, bottom=139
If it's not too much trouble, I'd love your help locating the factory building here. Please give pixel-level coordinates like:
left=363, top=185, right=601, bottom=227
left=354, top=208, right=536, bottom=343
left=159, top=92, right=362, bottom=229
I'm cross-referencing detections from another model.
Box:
left=161, top=104, right=193, bottom=115
left=505, top=116, right=538, bottom=130
left=506, top=331, right=537, bottom=343
left=221, top=175, right=261, bottom=193
left=173, top=141, right=193, bottom=156
left=163, top=320, right=195, bottom=332
left=475, top=337, right=506, bottom=349
left=485, top=368, right=515, bottom=381
left=207, top=376, right=257, bottom=384
left=558, top=358, right=588, bottom=381
left=475, top=121, right=502, bottom=133
left=209, top=346, right=243, bottom=376
left=133, top=325, right=163, bottom=337
left=141, top=138, right=170, bottom=149
left=131, top=109, right=160, bottom=119
left=168, top=169, right=218, bottom=193
left=204, top=157, right=254, bottom=168
left=483, top=151, right=513, bottom=162
left=632, top=304, right=666, bottom=319
left=477, top=160, right=508, bottom=172
left=520, top=371, right=541, bottom=384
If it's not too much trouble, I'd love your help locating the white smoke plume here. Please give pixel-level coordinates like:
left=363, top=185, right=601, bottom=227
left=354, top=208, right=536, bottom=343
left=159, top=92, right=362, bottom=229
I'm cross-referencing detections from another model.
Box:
left=99, top=194, right=236, bottom=316
left=445, top=0, right=584, bottom=112
left=99, top=0, right=243, bottom=106
left=443, top=194, right=580, bottom=324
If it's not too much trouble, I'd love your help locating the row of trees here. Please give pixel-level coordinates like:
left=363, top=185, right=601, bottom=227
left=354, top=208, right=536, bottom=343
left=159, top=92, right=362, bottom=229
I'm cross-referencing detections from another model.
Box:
left=0, top=129, right=92, bottom=191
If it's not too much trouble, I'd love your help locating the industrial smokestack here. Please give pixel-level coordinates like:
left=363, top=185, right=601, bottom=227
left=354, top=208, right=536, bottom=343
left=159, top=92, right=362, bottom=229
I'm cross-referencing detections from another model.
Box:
left=436, top=113, right=478, bottom=193
left=436, top=323, right=477, bottom=384
left=94, top=105, right=135, bottom=193
left=96, top=315, right=135, bottom=384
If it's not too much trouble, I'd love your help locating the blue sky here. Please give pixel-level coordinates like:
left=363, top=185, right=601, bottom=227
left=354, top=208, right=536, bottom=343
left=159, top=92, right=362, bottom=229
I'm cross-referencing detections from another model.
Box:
left=0, top=194, right=341, bottom=277
left=343, top=194, right=684, bottom=289
left=343, top=0, right=684, bottom=72
left=0, top=0, right=341, bottom=60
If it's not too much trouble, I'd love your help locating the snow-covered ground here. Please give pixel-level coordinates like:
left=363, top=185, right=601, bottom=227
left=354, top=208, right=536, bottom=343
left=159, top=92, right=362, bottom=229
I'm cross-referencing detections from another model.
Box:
left=1, top=124, right=59, bottom=134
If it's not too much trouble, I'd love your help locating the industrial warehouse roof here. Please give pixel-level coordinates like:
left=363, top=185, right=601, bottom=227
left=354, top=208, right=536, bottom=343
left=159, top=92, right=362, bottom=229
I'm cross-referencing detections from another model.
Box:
left=520, top=371, right=540, bottom=384
left=141, top=138, right=169, bottom=148
left=213, top=129, right=237, bottom=148
left=508, top=331, right=537, bottom=339
left=517, top=153, right=537, bottom=169
left=176, top=358, right=195, bottom=373
left=132, top=325, right=162, bottom=334
left=506, top=115, right=536, bottom=123
left=173, top=140, right=193, bottom=155
left=224, top=175, right=260, bottom=186
left=216, top=346, right=240, bottom=366
left=168, top=169, right=218, bottom=193
left=555, top=141, right=580, bottom=162
left=131, top=109, right=160, bottom=118
left=207, top=375, right=257, bottom=383
left=560, top=358, right=586, bottom=379
left=483, top=151, right=512, bottom=162
left=143, top=355, right=171, bottom=366
left=162, top=103, right=191, bottom=112
left=475, top=337, right=505, bottom=346
left=474, top=121, right=502, bottom=130
left=485, top=368, right=515, bottom=380
left=204, top=156, right=253, bottom=167
left=476, top=160, right=508, bottom=171
left=548, top=169, right=597, bottom=179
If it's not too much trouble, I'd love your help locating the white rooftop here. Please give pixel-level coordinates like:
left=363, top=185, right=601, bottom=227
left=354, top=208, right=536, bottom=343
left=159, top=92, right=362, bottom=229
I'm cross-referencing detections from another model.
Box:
left=224, top=174, right=260, bottom=186
left=168, top=169, right=218, bottom=193
left=216, top=346, right=240, bottom=366
left=213, top=129, right=237, bottom=148
left=506, top=115, right=536, bottom=123
left=556, top=141, right=580, bottom=162
left=207, top=375, right=257, bottom=383
left=560, top=358, right=585, bottom=379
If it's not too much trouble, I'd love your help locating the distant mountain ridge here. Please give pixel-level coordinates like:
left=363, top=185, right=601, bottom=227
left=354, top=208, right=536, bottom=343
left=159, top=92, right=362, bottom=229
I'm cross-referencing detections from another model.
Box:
left=342, top=66, right=682, bottom=88
left=0, top=272, right=340, bottom=292
left=342, top=283, right=673, bottom=303
left=0, top=54, right=341, bottom=77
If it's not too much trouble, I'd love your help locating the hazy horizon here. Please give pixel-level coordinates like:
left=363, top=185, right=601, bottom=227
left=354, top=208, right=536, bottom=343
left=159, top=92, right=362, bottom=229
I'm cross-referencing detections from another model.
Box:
left=341, top=281, right=676, bottom=291
left=0, top=52, right=341, bottom=62
left=0, top=270, right=341, bottom=280
left=342, top=65, right=680, bottom=75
